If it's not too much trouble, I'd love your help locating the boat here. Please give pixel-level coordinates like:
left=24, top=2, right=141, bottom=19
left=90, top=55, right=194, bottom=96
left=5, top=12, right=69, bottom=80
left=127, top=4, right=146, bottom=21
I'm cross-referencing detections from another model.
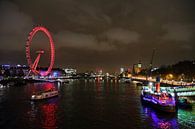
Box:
left=141, top=83, right=176, bottom=113
left=119, top=77, right=131, bottom=83
left=31, top=88, right=59, bottom=100
left=124, top=78, right=131, bottom=83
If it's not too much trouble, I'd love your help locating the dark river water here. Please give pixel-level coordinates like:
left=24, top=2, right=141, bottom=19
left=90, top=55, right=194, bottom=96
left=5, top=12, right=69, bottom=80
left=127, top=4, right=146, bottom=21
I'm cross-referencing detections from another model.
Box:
left=0, top=79, right=194, bottom=129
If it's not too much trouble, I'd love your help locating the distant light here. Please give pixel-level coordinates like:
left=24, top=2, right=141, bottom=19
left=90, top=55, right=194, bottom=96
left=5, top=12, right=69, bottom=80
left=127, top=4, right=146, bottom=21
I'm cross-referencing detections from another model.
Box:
left=151, top=67, right=159, bottom=72
left=17, top=64, right=21, bottom=67
left=120, top=68, right=124, bottom=73
left=53, top=72, right=58, bottom=77
left=149, top=82, right=153, bottom=87
left=2, top=64, right=10, bottom=67
left=138, top=63, right=142, bottom=68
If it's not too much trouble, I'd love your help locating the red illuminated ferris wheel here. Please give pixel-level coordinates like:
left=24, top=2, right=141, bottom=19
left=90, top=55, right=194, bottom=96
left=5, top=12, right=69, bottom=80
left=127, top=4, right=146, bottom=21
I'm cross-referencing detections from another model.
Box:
left=26, top=26, right=55, bottom=76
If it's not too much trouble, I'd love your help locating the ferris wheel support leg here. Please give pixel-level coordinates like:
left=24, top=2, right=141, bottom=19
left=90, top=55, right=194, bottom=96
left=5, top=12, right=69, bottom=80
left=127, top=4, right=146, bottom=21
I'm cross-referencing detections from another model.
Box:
left=32, top=54, right=42, bottom=71
left=25, top=54, right=42, bottom=79
left=25, top=70, right=32, bottom=79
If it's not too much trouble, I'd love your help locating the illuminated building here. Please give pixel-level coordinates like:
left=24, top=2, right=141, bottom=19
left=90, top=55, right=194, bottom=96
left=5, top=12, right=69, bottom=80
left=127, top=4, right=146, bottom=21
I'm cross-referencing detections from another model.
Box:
left=1, top=64, right=11, bottom=70
left=63, top=68, right=77, bottom=75
left=133, top=61, right=142, bottom=74
left=97, top=69, right=103, bottom=75
left=120, top=68, right=125, bottom=74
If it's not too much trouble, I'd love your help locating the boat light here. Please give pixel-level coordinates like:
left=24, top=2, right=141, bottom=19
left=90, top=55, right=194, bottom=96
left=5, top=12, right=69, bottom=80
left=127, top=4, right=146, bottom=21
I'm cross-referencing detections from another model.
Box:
left=31, top=95, right=35, bottom=98
left=149, top=82, right=153, bottom=87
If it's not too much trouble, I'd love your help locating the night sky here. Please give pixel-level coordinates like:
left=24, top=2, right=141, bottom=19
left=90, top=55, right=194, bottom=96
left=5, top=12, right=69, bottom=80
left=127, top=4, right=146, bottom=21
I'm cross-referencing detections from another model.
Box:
left=0, top=0, right=195, bottom=72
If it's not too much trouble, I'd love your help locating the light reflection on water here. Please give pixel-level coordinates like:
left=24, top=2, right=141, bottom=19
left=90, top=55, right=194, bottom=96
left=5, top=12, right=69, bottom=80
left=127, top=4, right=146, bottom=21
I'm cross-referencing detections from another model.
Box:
left=28, top=97, right=58, bottom=129
left=41, top=103, right=57, bottom=129
left=178, top=108, right=195, bottom=128
left=141, top=105, right=179, bottom=129
left=0, top=80, right=194, bottom=129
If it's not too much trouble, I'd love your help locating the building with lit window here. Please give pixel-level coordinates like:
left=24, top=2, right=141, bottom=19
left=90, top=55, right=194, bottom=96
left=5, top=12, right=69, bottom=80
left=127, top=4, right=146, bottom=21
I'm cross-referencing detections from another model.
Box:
left=63, top=68, right=77, bottom=76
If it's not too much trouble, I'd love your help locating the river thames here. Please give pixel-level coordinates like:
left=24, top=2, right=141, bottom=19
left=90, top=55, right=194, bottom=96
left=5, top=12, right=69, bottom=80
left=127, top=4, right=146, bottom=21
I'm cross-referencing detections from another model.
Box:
left=0, top=79, right=194, bottom=129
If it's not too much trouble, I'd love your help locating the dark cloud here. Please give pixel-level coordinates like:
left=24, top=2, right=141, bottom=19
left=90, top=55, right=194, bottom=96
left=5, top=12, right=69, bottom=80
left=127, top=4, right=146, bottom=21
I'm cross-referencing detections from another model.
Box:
left=55, top=28, right=139, bottom=51
left=103, top=28, right=139, bottom=44
left=0, top=0, right=195, bottom=72
left=0, top=1, right=33, bottom=50
left=55, top=31, right=116, bottom=51
left=162, top=23, right=195, bottom=42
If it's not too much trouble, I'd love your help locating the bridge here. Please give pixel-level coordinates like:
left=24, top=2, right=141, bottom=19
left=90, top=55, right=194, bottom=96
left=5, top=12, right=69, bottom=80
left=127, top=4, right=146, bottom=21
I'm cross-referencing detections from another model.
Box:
left=167, top=87, right=195, bottom=97
left=132, top=76, right=195, bottom=97
left=132, top=76, right=195, bottom=86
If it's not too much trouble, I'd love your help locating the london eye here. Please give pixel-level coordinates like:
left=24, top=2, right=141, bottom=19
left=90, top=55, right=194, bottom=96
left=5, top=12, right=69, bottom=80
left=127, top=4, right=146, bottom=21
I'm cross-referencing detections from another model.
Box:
left=26, top=26, right=55, bottom=77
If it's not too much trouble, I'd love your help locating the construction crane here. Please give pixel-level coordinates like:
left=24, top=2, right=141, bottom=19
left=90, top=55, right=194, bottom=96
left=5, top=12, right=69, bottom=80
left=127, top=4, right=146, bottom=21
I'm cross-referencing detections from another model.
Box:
left=149, top=48, right=156, bottom=71
left=147, top=48, right=156, bottom=80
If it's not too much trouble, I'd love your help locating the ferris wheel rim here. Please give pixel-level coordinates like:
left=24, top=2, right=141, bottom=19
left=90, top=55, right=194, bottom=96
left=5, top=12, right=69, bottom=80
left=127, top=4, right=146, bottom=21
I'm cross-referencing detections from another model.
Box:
left=26, top=26, right=55, bottom=76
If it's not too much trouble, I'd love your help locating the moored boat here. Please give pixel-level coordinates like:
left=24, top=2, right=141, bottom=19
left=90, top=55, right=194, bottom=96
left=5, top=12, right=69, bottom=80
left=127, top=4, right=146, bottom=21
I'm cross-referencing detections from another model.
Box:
left=141, top=80, right=176, bottom=113
left=141, top=87, right=176, bottom=112
left=31, top=88, right=59, bottom=100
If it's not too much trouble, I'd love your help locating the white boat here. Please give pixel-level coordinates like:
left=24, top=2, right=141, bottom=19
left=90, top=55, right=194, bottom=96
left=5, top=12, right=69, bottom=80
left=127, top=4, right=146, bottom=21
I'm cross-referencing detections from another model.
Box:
left=31, top=88, right=59, bottom=100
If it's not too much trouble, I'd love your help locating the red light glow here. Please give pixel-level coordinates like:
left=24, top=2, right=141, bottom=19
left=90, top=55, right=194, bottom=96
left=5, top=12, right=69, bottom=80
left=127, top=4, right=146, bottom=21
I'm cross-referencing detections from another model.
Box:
left=42, top=104, right=57, bottom=129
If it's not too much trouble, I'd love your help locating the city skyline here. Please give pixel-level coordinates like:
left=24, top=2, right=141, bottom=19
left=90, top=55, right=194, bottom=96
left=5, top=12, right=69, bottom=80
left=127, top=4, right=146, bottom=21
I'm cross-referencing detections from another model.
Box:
left=0, top=0, right=195, bottom=72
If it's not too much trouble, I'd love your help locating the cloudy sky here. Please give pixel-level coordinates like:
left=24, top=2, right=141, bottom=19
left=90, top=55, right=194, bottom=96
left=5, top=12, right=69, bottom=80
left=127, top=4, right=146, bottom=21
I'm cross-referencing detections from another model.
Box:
left=0, top=0, right=195, bottom=72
